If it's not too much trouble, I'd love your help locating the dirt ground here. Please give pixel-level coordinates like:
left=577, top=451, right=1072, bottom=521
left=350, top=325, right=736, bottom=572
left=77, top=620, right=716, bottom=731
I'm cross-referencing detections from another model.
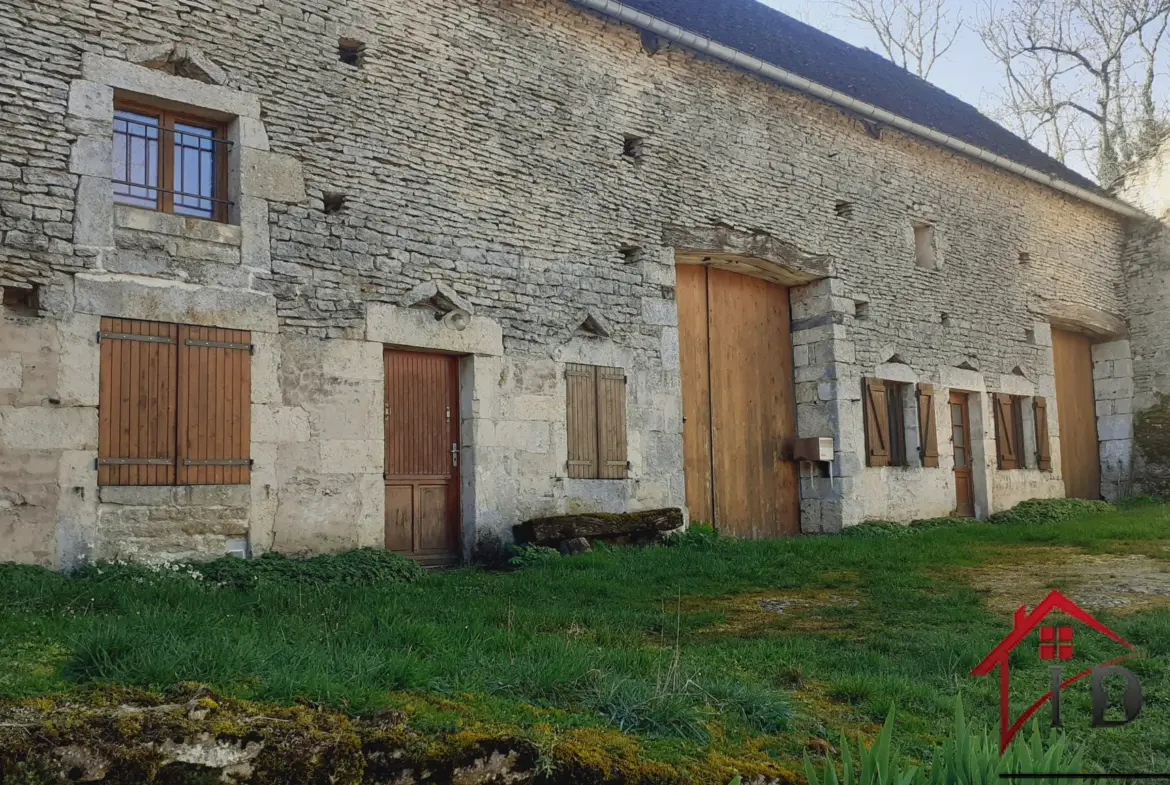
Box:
left=960, top=544, right=1170, bottom=614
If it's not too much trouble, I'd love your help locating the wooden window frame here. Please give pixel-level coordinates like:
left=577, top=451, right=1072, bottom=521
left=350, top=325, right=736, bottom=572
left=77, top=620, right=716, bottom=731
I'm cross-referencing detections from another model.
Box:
left=886, top=382, right=908, bottom=467
left=566, top=363, right=628, bottom=480
left=97, top=317, right=252, bottom=487
left=113, top=99, right=231, bottom=223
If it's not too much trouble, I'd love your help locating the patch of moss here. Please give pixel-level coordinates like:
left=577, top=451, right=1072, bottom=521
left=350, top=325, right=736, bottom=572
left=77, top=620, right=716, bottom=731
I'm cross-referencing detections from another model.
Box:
left=0, top=687, right=801, bottom=785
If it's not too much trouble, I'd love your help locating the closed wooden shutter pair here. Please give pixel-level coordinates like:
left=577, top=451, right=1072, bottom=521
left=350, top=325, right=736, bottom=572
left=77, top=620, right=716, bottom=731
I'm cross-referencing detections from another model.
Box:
left=98, top=317, right=252, bottom=486
left=994, top=393, right=1020, bottom=470
left=566, top=363, right=628, bottom=479
left=863, top=378, right=938, bottom=467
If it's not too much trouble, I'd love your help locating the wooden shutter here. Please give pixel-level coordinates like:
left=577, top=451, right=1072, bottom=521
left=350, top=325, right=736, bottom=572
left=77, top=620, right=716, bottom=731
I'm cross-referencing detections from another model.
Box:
left=863, top=378, right=890, bottom=467
left=916, top=383, right=940, bottom=468
left=177, top=325, right=252, bottom=485
left=97, top=318, right=178, bottom=486
left=994, top=393, right=1018, bottom=470
left=597, top=366, right=628, bottom=479
left=1034, top=396, right=1052, bottom=471
left=566, top=363, right=598, bottom=478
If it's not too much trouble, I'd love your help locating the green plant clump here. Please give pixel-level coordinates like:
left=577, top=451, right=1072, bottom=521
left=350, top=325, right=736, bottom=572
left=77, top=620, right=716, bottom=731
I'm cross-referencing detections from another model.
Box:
left=841, top=517, right=962, bottom=539
left=989, top=498, right=1114, bottom=526
left=74, top=547, right=426, bottom=589
left=805, top=699, right=1095, bottom=785
left=666, top=522, right=722, bottom=549
left=507, top=544, right=561, bottom=569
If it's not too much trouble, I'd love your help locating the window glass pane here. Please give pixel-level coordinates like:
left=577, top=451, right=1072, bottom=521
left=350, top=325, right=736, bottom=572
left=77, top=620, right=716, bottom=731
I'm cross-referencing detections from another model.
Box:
left=953, top=444, right=967, bottom=468
left=113, top=110, right=160, bottom=208
left=950, top=404, right=963, bottom=427
left=173, top=123, right=216, bottom=219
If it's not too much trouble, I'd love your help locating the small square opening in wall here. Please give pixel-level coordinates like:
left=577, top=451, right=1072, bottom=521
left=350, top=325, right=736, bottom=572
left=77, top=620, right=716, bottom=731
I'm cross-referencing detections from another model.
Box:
left=835, top=200, right=854, bottom=218
left=622, top=135, right=644, bottom=162
left=913, top=223, right=937, bottom=269
left=338, top=38, right=366, bottom=67
left=1019, top=251, right=1031, bottom=264
left=2, top=285, right=40, bottom=316
left=619, top=245, right=642, bottom=263
left=322, top=192, right=347, bottom=214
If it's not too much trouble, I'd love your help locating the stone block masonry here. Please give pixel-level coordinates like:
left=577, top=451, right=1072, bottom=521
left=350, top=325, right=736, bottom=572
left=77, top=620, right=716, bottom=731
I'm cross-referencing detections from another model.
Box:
left=0, top=0, right=1156, bottom=566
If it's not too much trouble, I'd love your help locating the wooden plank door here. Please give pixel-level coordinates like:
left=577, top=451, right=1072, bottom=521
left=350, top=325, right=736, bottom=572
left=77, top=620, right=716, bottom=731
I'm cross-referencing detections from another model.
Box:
left=949, top=391, right=975, bottom=517
left=676, top=264, right=800, bottom=538
left=384, top=349, right=461, bottom=565
left=677, top=264, right=714, bottom=523
left=1052, top=328, right=1101, bottom=499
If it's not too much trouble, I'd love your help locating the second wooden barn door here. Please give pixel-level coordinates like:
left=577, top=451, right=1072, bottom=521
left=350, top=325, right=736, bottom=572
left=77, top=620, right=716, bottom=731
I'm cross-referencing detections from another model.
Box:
left=1052, top=328, right=1101, bottom=499
left=384, top=349, right=461, bottom=565
left=677, top=265, right=800, bottom=538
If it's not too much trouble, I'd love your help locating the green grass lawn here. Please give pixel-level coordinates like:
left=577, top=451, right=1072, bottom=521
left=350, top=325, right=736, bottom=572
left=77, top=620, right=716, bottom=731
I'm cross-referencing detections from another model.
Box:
left=3, top=500, right=1170, bottom=781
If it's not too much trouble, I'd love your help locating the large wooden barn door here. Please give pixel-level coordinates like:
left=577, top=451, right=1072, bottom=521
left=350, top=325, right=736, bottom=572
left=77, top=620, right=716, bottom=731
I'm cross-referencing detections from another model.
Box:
left=1052, top=329, right=1101, bottom=499
left=384, top=349, right=462, bottom=565
left=677, top=265, right=800, bottom=538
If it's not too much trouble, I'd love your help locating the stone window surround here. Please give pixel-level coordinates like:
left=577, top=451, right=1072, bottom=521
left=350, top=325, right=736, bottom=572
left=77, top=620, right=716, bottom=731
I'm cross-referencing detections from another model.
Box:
left=870, top=360, right=922, bottom=470
left=553, top=336, right=640, bottom=490
left=68, top=52, right=306, bottom=274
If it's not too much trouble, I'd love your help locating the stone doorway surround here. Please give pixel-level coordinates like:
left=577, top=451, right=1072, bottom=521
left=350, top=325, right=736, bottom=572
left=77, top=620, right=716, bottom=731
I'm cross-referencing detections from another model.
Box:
left=661, top=225, right=849, bottom=534
left=365, top=299, right=503, bottom=561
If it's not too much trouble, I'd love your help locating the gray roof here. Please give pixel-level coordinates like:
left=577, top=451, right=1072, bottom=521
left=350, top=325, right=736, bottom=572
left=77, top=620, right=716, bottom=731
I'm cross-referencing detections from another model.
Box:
left=613, top=0, right=1101, bottom=193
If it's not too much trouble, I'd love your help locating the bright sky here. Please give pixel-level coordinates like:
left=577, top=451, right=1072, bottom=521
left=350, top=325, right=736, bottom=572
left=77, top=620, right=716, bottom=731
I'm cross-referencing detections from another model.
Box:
left=760, top=0, right=999, bottom=109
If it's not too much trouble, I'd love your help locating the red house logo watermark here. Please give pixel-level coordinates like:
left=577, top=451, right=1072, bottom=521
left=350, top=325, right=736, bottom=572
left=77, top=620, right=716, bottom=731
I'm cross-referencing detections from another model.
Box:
left=970, top=589, right=1142, bottom=752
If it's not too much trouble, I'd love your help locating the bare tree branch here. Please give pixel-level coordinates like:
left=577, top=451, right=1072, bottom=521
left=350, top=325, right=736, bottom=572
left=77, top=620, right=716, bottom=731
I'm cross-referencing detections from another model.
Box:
left=833, top=0, right=962, bottom=77
left=979, top=0, right=1170, bottom=183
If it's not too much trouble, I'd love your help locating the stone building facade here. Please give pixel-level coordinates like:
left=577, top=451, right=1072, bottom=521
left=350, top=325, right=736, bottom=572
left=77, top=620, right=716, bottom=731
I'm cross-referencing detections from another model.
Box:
left=0, top=0, right=1162, bottom=567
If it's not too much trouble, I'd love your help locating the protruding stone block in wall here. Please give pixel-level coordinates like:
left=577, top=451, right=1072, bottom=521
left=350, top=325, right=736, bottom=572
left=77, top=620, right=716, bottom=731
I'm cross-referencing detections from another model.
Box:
left=239, top=149, right=307, bottom=203
left=67, top=80, right=114, bottom=122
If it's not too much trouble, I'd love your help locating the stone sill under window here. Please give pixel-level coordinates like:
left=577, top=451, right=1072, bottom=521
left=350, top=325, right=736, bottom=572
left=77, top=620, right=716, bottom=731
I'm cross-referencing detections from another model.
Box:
left=99, top=485, right=249, bottom=507
left=114, top=204, right=242, bottom=247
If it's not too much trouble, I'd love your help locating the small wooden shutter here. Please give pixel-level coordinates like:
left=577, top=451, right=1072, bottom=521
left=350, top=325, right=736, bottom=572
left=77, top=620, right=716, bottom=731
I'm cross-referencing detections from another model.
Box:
left=597, top=366, right=628, bottom=479
left=566, top=363, right=599, bottom=479
left=994, top=393, right=1018, bottom=470
left=97, top=318, right=178, bottom=486
left=916, top=383, right=940, bottom=468
left=863, top=378, right=890, bottom=467
left=1034, top=396, right=1052, bottom=471
left=177, top=325, right=252, bottom=485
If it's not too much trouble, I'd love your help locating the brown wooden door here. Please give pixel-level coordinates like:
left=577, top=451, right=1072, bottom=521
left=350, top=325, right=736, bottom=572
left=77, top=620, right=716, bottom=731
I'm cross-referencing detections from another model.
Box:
left=677, top=265, right=800, bottom=538
left=384, top=349, right=461, bottom=565
left=1052, top=328, right=1101, bottom=498
left=949, top=391, right=975, bottom=517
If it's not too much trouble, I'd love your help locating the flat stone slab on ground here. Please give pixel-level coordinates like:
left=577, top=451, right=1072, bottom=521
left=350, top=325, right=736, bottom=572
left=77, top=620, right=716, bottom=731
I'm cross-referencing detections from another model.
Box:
left=513, top=508, right=683, bottom=547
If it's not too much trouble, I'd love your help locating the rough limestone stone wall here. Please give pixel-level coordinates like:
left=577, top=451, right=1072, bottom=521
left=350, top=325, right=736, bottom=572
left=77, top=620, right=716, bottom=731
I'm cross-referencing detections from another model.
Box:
left=0, top=0, right=1134, bottom=564
left=1114, top=146, right=1170, bottom=497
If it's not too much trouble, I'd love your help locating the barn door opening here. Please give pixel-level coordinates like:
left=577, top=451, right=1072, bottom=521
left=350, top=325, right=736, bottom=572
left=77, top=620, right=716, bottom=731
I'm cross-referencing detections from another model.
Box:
left=384, top=349, right=462, bottom=565
left=676, top=264, right=800, bottom=538
left=1051, top=328, right=1101, bottom=499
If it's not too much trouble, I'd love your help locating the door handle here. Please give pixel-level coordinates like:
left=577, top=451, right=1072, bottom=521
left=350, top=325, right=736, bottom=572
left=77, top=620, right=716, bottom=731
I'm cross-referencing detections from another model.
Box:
left=451, top=442, right=459, bottom=467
